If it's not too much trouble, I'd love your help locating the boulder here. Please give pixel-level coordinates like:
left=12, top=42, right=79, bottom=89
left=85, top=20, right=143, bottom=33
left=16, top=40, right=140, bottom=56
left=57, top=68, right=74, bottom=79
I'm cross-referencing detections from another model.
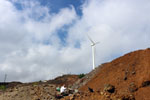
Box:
left=141, top=81, right=150, bottom=87
left=104, top=84, right=115, bottom=93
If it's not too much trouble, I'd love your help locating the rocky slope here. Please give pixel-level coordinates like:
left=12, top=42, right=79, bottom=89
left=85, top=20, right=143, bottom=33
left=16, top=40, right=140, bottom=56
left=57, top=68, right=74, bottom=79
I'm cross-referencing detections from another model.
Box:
left=1, top=48, right=150, bottom=100
left=0, top=75, right=79, bottom=100
left=63, top=48, right=150, bottom=100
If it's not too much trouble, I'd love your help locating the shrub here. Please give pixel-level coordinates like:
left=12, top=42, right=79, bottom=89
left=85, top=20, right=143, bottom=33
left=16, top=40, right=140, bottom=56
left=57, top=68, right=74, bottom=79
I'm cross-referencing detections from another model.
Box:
left=78, top=73, right=85, bottom=78
left=33, top=82, right=38, bottom=86
left=0, top=85, right=6, bottom=91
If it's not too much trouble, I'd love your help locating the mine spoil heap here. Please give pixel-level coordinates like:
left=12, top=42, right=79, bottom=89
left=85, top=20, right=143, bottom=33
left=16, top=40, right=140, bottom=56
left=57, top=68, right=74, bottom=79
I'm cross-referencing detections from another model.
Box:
left=63, top=48, right=150, bottom=100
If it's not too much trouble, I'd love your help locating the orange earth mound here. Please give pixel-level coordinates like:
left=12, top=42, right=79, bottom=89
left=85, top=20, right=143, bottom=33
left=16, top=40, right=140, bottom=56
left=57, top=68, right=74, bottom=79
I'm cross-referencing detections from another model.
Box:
left=64, top=48, right=150, bottom=100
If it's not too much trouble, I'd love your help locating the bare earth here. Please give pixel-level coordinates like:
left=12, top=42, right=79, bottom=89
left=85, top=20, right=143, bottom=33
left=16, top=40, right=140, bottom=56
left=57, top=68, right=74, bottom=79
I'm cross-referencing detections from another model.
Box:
left=63, top=48, right=150, bottom=100
left=1, top=48, right=150, bottom=100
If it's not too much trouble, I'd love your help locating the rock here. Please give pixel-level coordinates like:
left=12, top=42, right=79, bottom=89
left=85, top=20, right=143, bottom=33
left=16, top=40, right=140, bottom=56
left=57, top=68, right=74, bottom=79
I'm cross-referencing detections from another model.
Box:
left=141, top=81, right=150, bottom=87
left=123, top=76, right=127, bottom=81
left=131, top=71, right=136, bottom=75
left=105, top=94, right=110, bottom=98
left=128, top=82, right=138, bottom=92
left=124, top=70, right=128, bottom=80
left=88, top=87, right=94, bottom=92
left=100, top=92, right=104, bottom=95
left=104, top=84, right=115, bottom=93
left=120, top=94, right=135, bottom=100
left=69, top=95, right=75, bottom=100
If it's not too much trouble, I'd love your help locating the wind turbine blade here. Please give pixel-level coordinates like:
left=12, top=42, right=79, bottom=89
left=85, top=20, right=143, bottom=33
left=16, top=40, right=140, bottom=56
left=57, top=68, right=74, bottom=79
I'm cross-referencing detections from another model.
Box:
left=95, top=42, right=100, bottom=44
left=87, top=34, right=95, bottom=44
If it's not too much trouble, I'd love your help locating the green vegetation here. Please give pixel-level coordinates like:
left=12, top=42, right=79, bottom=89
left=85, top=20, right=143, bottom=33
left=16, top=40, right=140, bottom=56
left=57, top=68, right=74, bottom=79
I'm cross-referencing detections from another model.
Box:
left=39, top=80, right=42, bottom=83
left=78, top=73, right=85, bottom=78
left=32, top=82, right=39, bottom=86
left=0, top=85, right=6, bottom=91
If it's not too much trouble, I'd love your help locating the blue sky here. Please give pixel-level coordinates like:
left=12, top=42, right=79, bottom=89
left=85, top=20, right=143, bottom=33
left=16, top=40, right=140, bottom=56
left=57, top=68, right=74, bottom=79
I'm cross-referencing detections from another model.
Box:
left=38, top=0, right=84, bottom=15
left=12, top=0, right=84, bottom=46
left=13, top=0, right=84, bottom=15
left=0, top=0, right=150, bottom=82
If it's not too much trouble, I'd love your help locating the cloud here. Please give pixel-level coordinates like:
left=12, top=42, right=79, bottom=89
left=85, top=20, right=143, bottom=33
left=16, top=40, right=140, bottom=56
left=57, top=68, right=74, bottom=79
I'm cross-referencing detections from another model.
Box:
left=68, top=0, right=150, bottom=61
left=0, top=0, right=150, bottom=82
left=0, top=0, right=78, bottom=82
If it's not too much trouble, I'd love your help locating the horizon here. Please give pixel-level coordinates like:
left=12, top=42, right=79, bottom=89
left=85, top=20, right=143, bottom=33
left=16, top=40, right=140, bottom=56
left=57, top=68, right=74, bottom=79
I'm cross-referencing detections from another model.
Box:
left=0, top=0, right=150, bottom=82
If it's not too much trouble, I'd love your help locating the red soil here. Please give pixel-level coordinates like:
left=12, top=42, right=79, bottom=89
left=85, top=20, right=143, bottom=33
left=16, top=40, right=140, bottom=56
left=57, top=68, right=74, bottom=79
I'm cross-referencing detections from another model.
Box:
left=47, top=74, right=79, bottom=87
left=77, top=48, right=150, bottom=100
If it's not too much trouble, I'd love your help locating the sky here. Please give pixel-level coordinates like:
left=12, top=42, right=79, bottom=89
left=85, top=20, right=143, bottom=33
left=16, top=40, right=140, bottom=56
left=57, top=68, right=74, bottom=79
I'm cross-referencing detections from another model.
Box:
left=0, top=0, right=150, bottom=82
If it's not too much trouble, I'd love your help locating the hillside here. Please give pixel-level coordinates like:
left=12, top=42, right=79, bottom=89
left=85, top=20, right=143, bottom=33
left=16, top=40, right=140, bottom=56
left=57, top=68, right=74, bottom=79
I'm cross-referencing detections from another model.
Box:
left=63, top=48, right=150, bottom=100
left=1, top=48, right=150, bottom=100
left=0, top=75, right=79, bottom=100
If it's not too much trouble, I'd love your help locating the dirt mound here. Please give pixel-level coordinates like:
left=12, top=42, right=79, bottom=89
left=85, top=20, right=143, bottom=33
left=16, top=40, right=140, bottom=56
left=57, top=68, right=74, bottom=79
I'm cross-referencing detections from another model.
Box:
left=47, top=74, right=79, bottom=87
left=64, top=48, right=150, bottom=100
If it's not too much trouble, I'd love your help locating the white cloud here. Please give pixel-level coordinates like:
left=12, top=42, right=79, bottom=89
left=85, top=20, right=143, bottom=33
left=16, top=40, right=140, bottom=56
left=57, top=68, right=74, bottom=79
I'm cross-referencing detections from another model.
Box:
left=68, top=0, right=150, bottom=62
left=0, top=0, right=78, bottom=82
left=0, top=0, right=150, bottom=82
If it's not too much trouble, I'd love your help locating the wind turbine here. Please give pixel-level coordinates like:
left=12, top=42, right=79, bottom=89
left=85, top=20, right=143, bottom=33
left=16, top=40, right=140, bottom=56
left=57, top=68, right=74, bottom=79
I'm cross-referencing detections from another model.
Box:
left=87, top=34, right=99, bottom=70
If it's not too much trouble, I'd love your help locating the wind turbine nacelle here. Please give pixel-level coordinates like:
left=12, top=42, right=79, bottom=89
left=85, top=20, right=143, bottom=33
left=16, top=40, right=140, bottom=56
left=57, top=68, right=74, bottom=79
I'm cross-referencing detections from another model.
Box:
left=91, top=43, right=95, bottom=46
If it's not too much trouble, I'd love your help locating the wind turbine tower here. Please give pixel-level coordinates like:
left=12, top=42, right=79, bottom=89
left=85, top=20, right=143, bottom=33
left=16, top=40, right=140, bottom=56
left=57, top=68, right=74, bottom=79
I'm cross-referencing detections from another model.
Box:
left=87, top=34, right=99, bottom=70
